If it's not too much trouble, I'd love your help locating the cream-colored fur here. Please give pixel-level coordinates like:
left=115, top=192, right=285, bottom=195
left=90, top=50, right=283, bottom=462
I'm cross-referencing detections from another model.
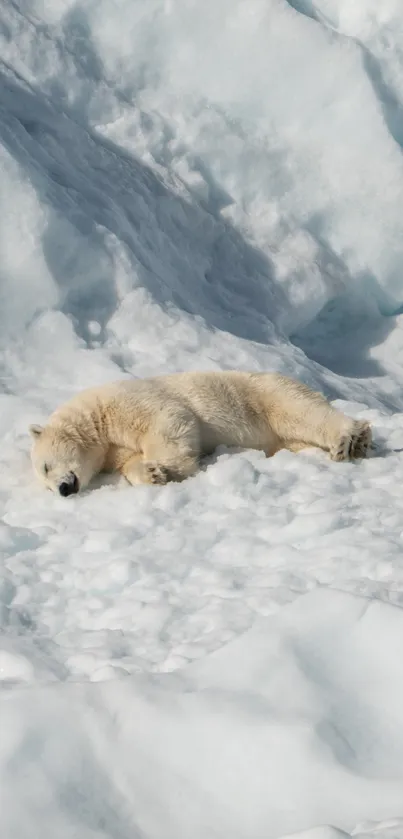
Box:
left=29, top=371, right=372, bottom=495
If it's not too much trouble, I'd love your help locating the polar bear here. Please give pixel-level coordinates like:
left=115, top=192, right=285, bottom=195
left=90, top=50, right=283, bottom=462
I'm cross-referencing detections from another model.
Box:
left=29, top=371, right=372, bottom=496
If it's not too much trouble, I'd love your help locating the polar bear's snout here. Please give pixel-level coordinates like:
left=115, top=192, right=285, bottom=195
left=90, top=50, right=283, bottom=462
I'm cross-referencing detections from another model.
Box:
left=29, top=423, right=98, bottom=494
left=59, top=472, right=79, bottom=497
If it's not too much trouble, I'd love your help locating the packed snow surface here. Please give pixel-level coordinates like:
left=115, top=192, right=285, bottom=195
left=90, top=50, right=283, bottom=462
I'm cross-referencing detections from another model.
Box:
left=2, top=0, right=403, bottom=836
left=3, top=589, right=403, bottom=839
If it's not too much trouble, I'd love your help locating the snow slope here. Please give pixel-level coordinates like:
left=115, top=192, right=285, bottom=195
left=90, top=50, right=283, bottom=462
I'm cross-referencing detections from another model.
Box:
left=3, top=589, right=403, bottom=839
left=2, top=0, right=403, bottom=836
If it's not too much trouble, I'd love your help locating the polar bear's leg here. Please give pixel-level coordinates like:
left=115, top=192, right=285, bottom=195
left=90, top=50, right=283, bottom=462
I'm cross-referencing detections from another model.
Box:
left=283, top=414, right=372, bottom=461
left=141, top=431, right=200, bottom=482
left=120, top=413, right=201, bottom=485
left=282, top=440, right=314, bottom=453
left=121, top=453, right=169, bottom=486
left=267, top=380, right=372, bottom=461
left=143, top=441, right=200, bottom=482
left=284, top=410, right=371, bottom=461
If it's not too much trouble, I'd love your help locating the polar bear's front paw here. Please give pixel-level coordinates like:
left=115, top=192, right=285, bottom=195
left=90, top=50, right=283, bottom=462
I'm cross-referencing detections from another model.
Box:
left=330, top=420, right=372, bottom=462
left=144, top=461, right=169, bottom=485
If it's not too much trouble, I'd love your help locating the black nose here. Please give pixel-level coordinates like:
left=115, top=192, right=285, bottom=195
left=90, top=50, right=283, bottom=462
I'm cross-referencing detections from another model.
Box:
left=59, top=474, right=79, bottom=497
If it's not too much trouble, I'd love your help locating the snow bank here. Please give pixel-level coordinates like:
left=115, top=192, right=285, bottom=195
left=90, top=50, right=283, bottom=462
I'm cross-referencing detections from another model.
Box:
left=2, top=0, right=403, bottom=836
left=2, top=0, right=403, bottom=357
left=2, top=589, right=403, bottom=839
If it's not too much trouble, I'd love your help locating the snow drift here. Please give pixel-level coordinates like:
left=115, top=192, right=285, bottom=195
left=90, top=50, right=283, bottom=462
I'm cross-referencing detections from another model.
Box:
left=3, top=590, right=403, bottom=839
left=2, top=1, right=403, bottom=837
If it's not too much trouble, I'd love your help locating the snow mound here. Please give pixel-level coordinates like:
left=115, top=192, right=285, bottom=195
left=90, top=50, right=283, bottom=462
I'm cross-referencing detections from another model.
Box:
left=2, top=0, right=403, bottom=836
left=2, top=589, right=403, bottom=839
left=2, top=0, right=403, bottom=368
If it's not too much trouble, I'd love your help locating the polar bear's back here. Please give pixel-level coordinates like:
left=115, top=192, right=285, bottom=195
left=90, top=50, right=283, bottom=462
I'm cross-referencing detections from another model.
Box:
left=49, top=371, right=286, bottom=455
left=149, top=371, right=280, bottom=451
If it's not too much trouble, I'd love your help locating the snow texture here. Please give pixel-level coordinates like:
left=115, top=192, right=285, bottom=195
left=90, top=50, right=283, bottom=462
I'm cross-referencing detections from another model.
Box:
left=1, top=0, right=403, bottom=836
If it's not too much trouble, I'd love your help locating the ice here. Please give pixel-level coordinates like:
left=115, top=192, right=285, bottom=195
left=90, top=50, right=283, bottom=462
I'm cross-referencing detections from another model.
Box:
left=2, top=0, right=403, bottom=835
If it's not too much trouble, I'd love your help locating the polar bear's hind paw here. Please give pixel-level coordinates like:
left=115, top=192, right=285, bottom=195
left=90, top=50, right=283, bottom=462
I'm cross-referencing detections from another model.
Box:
left=330, top=420, right=372, bottom=462
left=350, top=420, right=372, bottom=459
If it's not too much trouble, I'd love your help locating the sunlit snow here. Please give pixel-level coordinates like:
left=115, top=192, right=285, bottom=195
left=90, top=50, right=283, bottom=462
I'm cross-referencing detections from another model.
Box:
left=2, top=1, right=403, bottom=837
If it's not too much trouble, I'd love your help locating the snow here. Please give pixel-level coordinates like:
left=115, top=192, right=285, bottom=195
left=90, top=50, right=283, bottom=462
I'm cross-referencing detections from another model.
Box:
left=1, top=0, right=403, bottom=836
left=3, top=590, right=403, bottom=839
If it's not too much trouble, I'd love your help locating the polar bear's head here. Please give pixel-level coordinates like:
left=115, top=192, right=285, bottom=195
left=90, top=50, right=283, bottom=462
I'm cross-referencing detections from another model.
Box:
left=29, top=424, right=103, bottom=495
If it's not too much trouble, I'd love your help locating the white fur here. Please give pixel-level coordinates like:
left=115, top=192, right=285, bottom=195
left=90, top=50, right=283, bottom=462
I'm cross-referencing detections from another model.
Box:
left=29, top=371, right=372, bottom=494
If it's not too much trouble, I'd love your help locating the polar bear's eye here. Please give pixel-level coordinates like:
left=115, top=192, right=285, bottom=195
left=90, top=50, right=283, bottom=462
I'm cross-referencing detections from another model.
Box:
left=43, top=464, right=50, bottom=475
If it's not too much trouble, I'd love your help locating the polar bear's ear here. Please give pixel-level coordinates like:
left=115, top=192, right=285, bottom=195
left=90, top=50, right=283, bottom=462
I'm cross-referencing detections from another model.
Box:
left=29, top=424, right=44, bottom=439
